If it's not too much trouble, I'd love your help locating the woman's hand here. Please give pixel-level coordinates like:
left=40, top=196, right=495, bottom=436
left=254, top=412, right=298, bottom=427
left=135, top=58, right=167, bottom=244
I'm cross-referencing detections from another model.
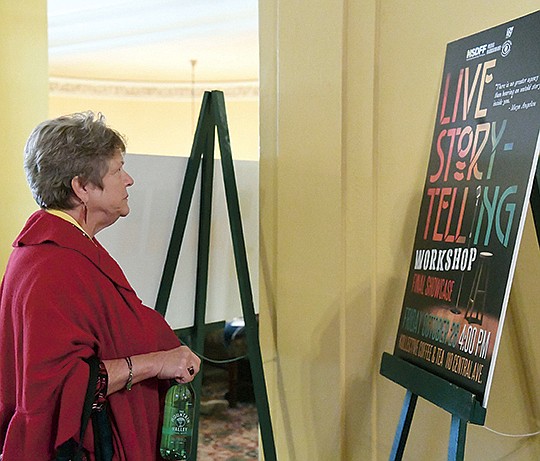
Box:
left=155, top=345, right=201, bottom=382
left=103, top=345, right=201, bottom=395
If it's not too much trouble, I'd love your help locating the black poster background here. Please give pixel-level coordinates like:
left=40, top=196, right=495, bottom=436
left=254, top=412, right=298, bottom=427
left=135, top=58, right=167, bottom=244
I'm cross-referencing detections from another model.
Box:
left=393, top=10, right=540, bottom=407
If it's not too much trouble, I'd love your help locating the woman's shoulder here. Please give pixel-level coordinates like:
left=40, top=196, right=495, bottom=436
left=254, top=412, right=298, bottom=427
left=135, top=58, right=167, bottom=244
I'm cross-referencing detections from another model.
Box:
left=10, top=238, right=92, bottom=271
left=3, top=245, right=98, bottom=304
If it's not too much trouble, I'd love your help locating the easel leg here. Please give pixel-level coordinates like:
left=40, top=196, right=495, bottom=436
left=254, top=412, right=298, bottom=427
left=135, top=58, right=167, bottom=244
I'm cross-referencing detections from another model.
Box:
left=390, top=390, right=417, bottom=461
left=213, top=91, right=277, bottom=460
left=448, top=415, right=467, bottom=461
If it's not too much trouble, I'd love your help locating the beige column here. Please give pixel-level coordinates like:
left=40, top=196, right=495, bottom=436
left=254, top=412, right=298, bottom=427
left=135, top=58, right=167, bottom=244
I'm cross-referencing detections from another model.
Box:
left=0, top=1, right=48, bottom=270
left=260, top=1, right=540, bottom=459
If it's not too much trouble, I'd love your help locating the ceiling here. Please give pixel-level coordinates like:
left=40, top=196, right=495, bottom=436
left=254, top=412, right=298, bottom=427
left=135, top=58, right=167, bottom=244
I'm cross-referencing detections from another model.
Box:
left=47, top=0, right=260, bottom=84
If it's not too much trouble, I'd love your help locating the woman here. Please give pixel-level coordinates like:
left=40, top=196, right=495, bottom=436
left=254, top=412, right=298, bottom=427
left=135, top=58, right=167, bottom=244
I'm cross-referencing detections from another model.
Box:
left=0, top=112, right=201, bottom=460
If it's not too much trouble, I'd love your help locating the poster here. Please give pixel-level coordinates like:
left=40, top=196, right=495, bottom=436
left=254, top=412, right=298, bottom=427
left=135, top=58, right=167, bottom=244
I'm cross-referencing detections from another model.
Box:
left=393, top=10, right=540, bottom=407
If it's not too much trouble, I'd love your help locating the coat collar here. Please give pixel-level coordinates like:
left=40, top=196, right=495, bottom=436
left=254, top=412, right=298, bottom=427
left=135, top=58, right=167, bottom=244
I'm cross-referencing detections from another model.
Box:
left=14, top=210, right=132, bottom=290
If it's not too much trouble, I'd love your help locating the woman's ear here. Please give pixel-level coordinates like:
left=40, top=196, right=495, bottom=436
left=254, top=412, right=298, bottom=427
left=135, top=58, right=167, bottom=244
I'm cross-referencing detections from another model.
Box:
left=71, top=176, right=88, bottom=204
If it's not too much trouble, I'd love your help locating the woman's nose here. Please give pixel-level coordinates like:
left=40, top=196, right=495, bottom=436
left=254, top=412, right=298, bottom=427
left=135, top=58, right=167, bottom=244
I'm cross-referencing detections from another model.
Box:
left=124, top=171, right=135, bottom=187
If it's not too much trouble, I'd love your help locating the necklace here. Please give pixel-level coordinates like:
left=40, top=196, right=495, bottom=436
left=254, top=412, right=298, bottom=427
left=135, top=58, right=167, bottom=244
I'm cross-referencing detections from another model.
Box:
left=45, top=208, right=98, bottom=247
left=77, top=227, right=98, bottom=247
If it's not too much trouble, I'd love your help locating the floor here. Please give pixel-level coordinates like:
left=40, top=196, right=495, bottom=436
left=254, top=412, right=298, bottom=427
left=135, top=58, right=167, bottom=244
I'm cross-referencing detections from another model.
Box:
left=196, top=364, right=258, bottom=460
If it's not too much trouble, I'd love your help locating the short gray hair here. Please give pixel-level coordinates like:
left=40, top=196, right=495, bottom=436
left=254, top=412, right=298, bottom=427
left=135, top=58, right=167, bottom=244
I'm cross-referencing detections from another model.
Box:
left=24, top=111, right=126, bottom=209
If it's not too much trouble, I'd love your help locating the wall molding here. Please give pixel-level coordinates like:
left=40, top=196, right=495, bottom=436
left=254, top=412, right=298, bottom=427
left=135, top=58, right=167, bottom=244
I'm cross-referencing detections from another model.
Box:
left=49, top=76, right=259, bottom=101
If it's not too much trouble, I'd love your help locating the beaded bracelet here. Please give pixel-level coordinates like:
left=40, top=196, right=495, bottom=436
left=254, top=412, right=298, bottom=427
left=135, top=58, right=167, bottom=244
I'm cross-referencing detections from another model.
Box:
left=125, top=356, right=133, bottom=391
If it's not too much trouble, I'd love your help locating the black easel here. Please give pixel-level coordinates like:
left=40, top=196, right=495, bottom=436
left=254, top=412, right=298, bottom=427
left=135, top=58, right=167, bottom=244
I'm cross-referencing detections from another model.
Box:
left=380, top=353, right=486, bottom=461
left=154, top=90, right=277, bottom=461
left=380, top=169, right=540, bottom=460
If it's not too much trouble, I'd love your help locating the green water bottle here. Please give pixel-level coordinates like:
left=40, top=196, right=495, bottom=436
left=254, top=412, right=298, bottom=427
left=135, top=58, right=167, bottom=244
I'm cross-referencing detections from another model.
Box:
left=160, top=383, right=195, bottom=460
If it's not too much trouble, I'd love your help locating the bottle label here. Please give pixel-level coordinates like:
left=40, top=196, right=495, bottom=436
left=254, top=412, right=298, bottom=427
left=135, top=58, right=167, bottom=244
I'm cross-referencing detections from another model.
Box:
left=162, top=409, right=192, bottom=436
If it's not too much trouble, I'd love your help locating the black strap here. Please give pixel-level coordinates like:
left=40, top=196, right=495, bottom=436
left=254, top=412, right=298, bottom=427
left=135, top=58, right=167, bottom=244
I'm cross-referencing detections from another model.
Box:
left=91, top=409, right=114, bottom=461
left=55, top=356, right=101, bottom=461
left=79, top=356, right=100, bottom=452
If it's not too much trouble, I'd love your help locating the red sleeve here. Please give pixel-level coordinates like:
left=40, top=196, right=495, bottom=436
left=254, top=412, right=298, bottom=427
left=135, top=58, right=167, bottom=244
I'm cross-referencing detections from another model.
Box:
left=1, top=249, right=100, bottom=459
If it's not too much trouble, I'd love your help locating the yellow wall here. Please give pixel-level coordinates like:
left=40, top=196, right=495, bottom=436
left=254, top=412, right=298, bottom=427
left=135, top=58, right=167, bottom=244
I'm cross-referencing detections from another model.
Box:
left=259, top=1, right=540, bottom=460
left=0, top=1, right=47, bottom=270
left=49, top=95, right=259, bottom=160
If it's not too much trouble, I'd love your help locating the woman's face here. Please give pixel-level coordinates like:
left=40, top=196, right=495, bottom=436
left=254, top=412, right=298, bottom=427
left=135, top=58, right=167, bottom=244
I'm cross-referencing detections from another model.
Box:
left=86, top=150, right=134, bottom=231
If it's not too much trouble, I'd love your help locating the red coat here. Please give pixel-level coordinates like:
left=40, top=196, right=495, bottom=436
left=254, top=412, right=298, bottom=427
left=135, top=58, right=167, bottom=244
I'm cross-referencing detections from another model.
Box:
left=0, top=210, right=181, bottom=460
